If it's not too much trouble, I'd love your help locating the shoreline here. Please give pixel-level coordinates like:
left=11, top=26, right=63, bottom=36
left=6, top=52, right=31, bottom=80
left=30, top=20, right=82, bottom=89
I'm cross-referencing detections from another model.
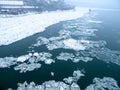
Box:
left=0, top=7, right=88, bottom=46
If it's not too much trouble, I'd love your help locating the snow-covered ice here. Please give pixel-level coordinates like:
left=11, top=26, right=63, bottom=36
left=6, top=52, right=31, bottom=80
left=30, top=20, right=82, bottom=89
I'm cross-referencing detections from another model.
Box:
left=0, top=7, right=88, bottom=46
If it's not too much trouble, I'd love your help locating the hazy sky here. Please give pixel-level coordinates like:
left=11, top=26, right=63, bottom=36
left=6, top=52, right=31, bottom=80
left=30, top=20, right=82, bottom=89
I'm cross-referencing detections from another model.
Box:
left=65, top=0, right=120, bottom=9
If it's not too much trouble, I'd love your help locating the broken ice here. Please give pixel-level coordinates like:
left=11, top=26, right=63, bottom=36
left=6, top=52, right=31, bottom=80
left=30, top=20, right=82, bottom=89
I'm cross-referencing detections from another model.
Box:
left=85, top=77, right=120, bottom=90
left=0, top=52, right=54, bottom=73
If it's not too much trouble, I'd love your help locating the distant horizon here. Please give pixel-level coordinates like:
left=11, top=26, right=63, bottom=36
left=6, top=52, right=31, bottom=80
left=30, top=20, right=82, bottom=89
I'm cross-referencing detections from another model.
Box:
left=65, top=0, right=120, bottom=9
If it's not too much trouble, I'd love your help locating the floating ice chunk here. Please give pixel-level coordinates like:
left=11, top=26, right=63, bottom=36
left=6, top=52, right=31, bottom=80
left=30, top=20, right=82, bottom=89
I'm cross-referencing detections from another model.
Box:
left=44, top=59, right=55, bottom=64
left=85, top=77, right=120, bottom=90
left=63, top=39, right=86, bottom=51
left=0, top=52, right=54, bottom=73
left=14, top=63, right=41, bottom=73
left=0, top=57, right=17, bottom=68
left=57, top=52, right=93, bottom=63
left=32, top=37, right=49, bottom=47
left=64, top=77, right=74, bottom=84
left=8, top=80, right=80, bottom=90
left=51, top=72, right=54, bottom=76
left=71, top=83, right=81, bottom=90
left=73, top=70, right=84, bottom=78
left=46, top=41, right=64, bottom=50
left=73, top=57, right=93, bottom=63
left=15, top=52, right=54, bottom=73
left=63, top=70, right=84, bottom=84
left=89, top=48, right=120, bottom=65
left=17, top=55, right=30, bottom=62
left=57, top=53, right=74, bottom=61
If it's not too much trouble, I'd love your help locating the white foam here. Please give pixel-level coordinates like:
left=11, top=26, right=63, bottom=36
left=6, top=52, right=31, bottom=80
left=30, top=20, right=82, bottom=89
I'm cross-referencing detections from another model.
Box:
left=0, top=7, right=88, bottom=46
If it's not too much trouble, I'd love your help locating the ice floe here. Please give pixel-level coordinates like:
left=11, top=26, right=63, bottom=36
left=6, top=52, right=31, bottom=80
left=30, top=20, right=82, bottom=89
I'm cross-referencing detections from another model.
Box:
left=0, top=57, right=17, bottom=68
left=63, top=70, right=84, bottom=84
left=77, top=47, right=120, bottom=66
left=7, top=77, right=120, bottom=90
left=85, top=77, right=120, bottom=90
left=0, top=52, right=54, bottom=73
left=31, top=36, right=90, bottom=51
left=57, top=52, right=93, bottom=63
left=8, top=80, right=80, bottom=90
left=63, top=39, right=86, bottom=51
left=8, top=70, right=83, bottom=90
left=57, top=53, right=74, bottom=61
left=14, top=63, right=41, bottom=73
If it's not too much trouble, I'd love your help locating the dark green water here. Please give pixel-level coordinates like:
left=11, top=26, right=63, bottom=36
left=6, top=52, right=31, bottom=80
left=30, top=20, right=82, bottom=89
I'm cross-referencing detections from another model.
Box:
left=0, top=9, right=120, bottom=90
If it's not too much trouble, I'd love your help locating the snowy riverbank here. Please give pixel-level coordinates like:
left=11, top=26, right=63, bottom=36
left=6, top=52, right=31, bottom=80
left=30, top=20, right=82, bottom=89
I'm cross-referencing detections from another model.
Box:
left=0, top=7, right=88, bottom=46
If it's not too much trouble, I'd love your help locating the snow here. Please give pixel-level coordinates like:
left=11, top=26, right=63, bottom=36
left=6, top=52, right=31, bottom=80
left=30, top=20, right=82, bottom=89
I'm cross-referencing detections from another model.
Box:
left=0, top=7, right=88, bottom=46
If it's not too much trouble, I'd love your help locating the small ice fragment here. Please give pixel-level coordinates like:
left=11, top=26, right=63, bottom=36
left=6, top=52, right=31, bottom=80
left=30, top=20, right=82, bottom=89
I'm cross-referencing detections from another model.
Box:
left=51, top=72, right=54, bottom=76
